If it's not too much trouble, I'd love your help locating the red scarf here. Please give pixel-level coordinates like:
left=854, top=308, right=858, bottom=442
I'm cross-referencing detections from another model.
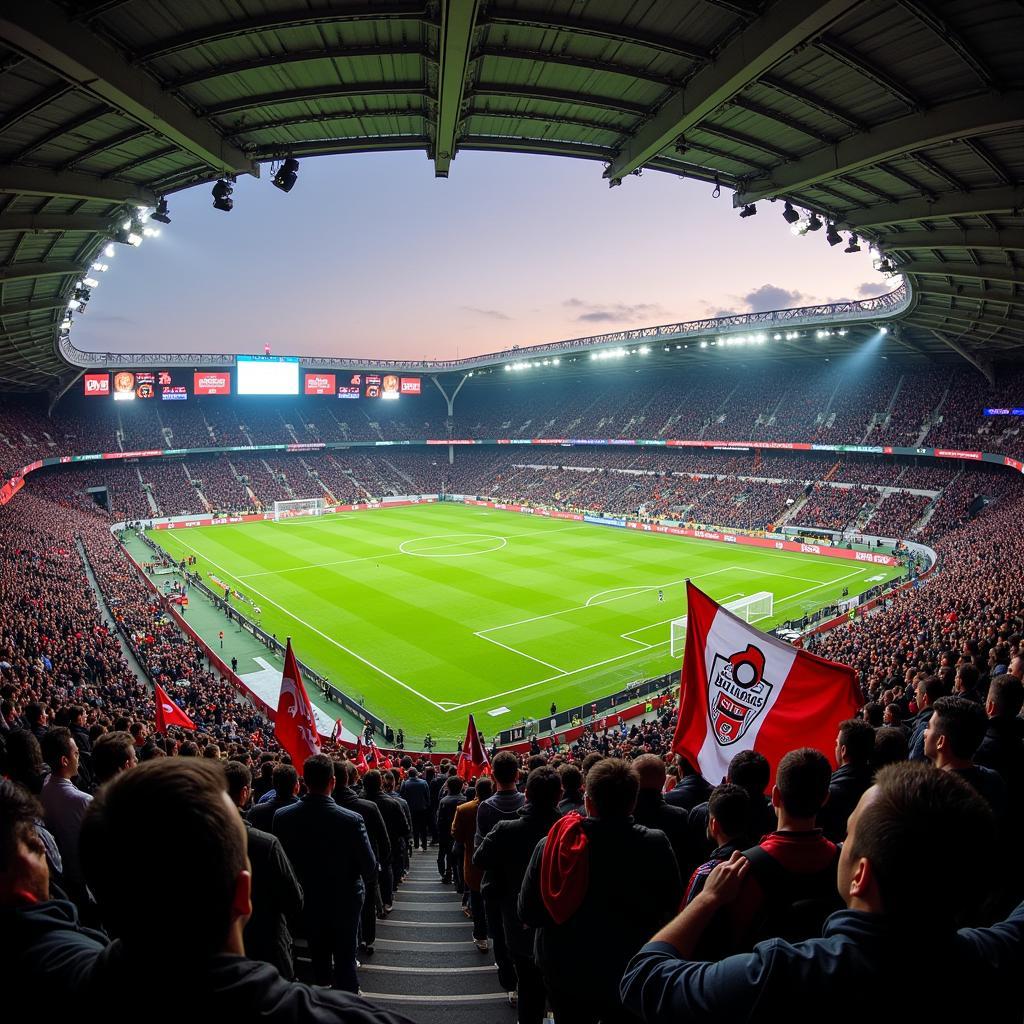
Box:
left=541, top=812, right=589, bottom=924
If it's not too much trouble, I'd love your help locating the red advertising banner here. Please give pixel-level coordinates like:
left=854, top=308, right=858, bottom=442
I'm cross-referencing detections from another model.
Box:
left=193, top=371, right=231, bottom=395
left=400, top=376, right=421, bottom=394
left=934, top=448, right=982, bottom=460
left=83, top=373, right=110, bottom=397
left=304, top=372, right=336, bottom=395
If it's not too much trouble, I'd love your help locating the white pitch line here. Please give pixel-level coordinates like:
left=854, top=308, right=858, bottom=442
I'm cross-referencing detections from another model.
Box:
left=478, top=566, right=736, bottom=636
left=238, top=550, right=402, bottom=579
left=161, top=534, right=448, bottom=712
left=445, top=571, right=868, bottom=712
left=474, top=631, right=568, bottom=673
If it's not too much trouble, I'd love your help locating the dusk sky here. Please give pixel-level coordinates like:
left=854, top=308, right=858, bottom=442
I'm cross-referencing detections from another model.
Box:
left=73, top=150, right=892, bottom=361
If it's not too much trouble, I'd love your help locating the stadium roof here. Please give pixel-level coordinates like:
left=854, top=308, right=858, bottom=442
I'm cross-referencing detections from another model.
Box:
left=1, top=0, right=1021, bottom=391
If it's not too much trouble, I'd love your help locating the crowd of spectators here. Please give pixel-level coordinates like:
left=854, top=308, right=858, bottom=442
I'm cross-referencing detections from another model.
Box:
left=792, top=484, right=879, bottom=532
left=865, top=490, right=933, bottom=537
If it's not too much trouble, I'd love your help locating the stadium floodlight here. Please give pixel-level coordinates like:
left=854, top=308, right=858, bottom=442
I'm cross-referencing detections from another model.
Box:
left=104, top=243, right=116, bottom=257
left=151, top=198, right=171, bottom=224
left=142, top=226, right=160, bottom=237
left=212, top=179, right=234, bottom=211
left=82, top=277, right=99, bottom=288
left=552, top=357, right=560, bottom=365
left=844, top=233, right=861, bottom=253
left=825, top=224, right=842, bottom=246
left=739, top=204, right=757, bottom=218
left=91, top=262, right=109, bottom=272
left=782, top=202, right=800, bottom=224
left=880, top=327, right=888, bottom=335
left=700, top=340, right=708, bottom=348
left=67, top=298, right=81, bottom=311
left=773, top=333, right=782, bottom=340
left=806, top=213, right=823, bottom=231
left=272, top=158, right=300, bottom=193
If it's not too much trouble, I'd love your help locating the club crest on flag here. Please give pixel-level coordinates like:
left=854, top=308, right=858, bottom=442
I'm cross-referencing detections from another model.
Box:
left=707, top=644, right=773, bottom=746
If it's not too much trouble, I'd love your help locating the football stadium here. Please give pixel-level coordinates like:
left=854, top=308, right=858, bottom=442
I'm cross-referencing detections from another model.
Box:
left=1, top=2, right=1022, bottom=1022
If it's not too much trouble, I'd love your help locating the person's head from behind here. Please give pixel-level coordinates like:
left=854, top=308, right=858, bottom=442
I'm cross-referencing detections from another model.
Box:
left=836, top=718, right=875, bottom=768
left=92, top=731, right=137, bottom=785
left=872, top=726, right=909, bottom=771
left=0, top=780, right=48, bottom=905
left=474, top=776, right=494, bottom=802
left=772, top=748, right=832, bottom=824
left=987, top=673, right=1024, bottom=722
left=727, top=749, right=770, bottom=797
left=707, top=783, right=751, bottom=848
left=272, top=762, right=299, bottom=800
left=81, top=759, right=250, bottom=957
left=362, top=769, right=383, bottom=798
left=525, top=767, right=561, bottom=813
left=631, top=754, right=666, bottom=792
left=445, top=775, right=464, bottom=796
left=923, top=696, right=988, bottom=769
left=558, top=763, right=582, bottom=798
left=303, top=753, right=335, bottom=796
left=491, top=750, right=519, bottom=789
left=839, top=762, right=993, bottom=924
left=584, top=758, right=638, bottom=820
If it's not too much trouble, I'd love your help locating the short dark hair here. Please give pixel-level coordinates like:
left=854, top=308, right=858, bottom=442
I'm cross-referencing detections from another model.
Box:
left=81, top=759, right=246, bottom=955
left=446, top=775, right=463, bottom=795
left=474, top=777, right=494, bottom=802
left=525, top=767, right=561, bottom=810
left=585, top=758, right=638, bottom=819
left=707, top=783, right=751, bottom=842
left=362, top=769, right=382, bottom=797
left=988, top=673, right=1024, bottom=718
left=40, top=727, right=74, bottom=771
left=775, top=748, right=832, bottom=818
left=223, top=760, right=251, bottom=803
left=491, top=750, right=519, bottom=785
left=580, top=752, right=604, bottom=776
left=558, top=763, right=582, bottom=795
left=92, top=731, right=135, bottom=784
left=838, top=719, right=875, bottom=766
left=872, top=726, right=909, bottom=770
left=917, top=675, right=946, bottom=703
left=848, top=763, right=993, bottom=922
left=728, top=749, right=770, bottom=795
left=303, top=753, right=335, bottom=792
left=0, top=779, right=41, bottom=872
left=272, top=762, right=298, bottom=797
left=930, top=696, right=988, bottom=760
left=631, top=754, right=667, bottom=790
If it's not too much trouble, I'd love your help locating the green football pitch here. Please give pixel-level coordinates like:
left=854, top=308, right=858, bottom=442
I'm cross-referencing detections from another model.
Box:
left=149, top=503, right=899, bottom=745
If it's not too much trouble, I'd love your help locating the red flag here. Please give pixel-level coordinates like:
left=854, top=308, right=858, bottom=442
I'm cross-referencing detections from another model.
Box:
left=365, top=740, right=379, bottom=770
left=331, top=718, right=343, bottom=743
left=672, top=582, right=859, bottom=785
left=274, top=638, right=321, bottom=768
left=354, top=737, right=369, bottom=774
left=382, top=753, right=393, bottom=772
left=456, top=714, right=491, bottom=780
left=154, top=682, right=195, bottom=734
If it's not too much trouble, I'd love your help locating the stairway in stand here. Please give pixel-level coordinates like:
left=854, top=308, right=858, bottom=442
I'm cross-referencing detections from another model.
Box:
left=359, top=847, right=519, bottom=1024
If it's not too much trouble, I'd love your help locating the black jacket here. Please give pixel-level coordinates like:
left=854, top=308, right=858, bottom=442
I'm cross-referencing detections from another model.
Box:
left=557, top=793, right=586, bottom=817
left=334, top=786, right=392, bottom=866
left=273, top=795, right=376, bottom=920
left=85, top=943, right=417, bottom=1023
left=664, top=774, right=713, bottom=811
left=519, top=818, right=682, bottom=1007
left=368, top=792, right=410, bottom=856
left=818, top=763, right=874, bottom=842
left=399, top=777, right=430, bottom=814
left=248, top=794, right=298, bottom=833
left=632, top=789, right=690, bottom=874
left=436, top=792, right=463, bottom=841
left=976, top=716, right=1024, bottom=795
left=244, top=822, right=303, bottom=979
left=473, top=804, right=561, bottom=957
left=688, top=794, right=775, bottom=862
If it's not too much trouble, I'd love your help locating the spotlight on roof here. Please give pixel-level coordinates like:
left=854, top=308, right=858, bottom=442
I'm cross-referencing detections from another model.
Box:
left=806, top=213, right=823, bottom=232
left=782, top=202, right=800, bottom=224
left=878, top=257, right=896, bottom=274
left=825, top=224, right=842, bottom=246
left=150, top=198, right=171, bottom=225
left=272, top=158, right=300, bottom=193
left=212, top=179, right=234, bottom=212
left=844, top=234, right=862, bottom=254
left=739, top=204, right=757, bottom=218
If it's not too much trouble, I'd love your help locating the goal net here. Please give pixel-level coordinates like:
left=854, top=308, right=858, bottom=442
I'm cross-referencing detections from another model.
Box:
left=670, top=591, right=774, bottom=658
left=272, top=497, right=325, bottom=522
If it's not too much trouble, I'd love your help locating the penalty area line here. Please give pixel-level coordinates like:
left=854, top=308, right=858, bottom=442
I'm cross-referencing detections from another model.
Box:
left=159, top=535, right=449, bottom=712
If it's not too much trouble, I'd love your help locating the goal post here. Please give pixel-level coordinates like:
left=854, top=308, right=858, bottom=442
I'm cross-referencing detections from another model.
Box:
left=272, top=497, right=325, bottom=522
left=669, top=591, right=774, bottom=658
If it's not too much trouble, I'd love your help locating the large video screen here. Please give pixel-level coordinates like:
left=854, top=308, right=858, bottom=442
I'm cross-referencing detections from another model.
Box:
left=237, top=355, right=299, bottom=395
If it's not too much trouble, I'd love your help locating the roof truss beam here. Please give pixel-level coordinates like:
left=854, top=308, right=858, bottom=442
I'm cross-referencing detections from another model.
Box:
left=204, top=83, right=429, bottom=119
left=10, top=104, right=111, bottom=162
left=0, top=299, right=66, bottom=317
left=758, top=77, right=865, bottom=131
left=0, top=0, right=253, bottom=176
left=902, top=261, right=1024, bottom=285
left=844, top=187, right=1024, bottom=229
left=912, top=308, right=1024, bottom=333
left=0, top=166, right=156, bottom=205
left=915, top=284, right=1024, bottom=306
left=926, top=330, right=995, bottom=384
left=0, top=82, right=74, bottom=136
left=0, top=212, right=120, bottom=233
left=734, top=92, right=1024, bottom=205
left=814, top=37, right=920, bottom=109
left=473, top=84, right=647, bottom=117
left=0, top=260, right=82, bottom=283
left=476, top=45, right=677, bottom=89
left=881, top=229, right=1024, bottom=252
left=604, top=0, right=863, bottom=183
left=895, top=1, right=998, bottom=90
left=961, top=138, right=1014, bottom=186
left=432, top=0, right=481, bottom=176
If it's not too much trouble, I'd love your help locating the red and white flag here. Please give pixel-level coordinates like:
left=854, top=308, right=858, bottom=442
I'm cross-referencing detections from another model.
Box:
left=456, top=714, right=490, bottom=781
left=672, top=581, right=859, bottom=784
left=154, top=682, right=195, bottom=734
left=353, top=737, right=369, bottom=774
left=274, top=638, right=321, bottom=768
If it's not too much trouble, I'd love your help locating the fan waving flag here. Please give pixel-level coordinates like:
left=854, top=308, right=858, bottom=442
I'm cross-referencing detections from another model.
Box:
left=456, top=714, right=490, bottom=781
left=274, top=638, right=321, bottom=768
left=672, top=581, right=859, bottom=785
left=154, top=682, right=195, bottom=734
left=353, top=737, right=369, bottom=774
